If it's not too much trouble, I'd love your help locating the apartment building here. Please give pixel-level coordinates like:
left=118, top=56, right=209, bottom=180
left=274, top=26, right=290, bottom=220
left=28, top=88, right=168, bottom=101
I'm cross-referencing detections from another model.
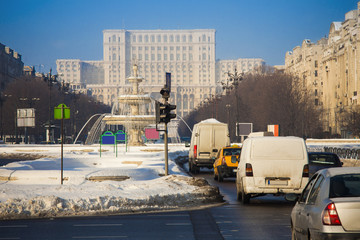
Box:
left=285, top=2, right=360, bottom=136
left=0, top=43, right=24, bottom=91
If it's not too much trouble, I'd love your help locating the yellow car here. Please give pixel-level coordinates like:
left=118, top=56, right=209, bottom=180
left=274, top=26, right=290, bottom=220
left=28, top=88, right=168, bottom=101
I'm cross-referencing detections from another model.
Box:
left=213, top=145, right=241, bottom=182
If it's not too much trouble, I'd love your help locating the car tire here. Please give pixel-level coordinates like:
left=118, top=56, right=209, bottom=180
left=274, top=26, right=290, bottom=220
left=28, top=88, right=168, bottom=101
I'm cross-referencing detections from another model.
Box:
left=241, top=182, right=250, bottom=204
left=217, top=167, right=223, bottom=182
left=213, top=171, right=218, bottom=180
left=236, top=182, right=242, bottom=201
left=291, top=224, right=297, bottom=240
left=189, top=161, right=195, bottom=174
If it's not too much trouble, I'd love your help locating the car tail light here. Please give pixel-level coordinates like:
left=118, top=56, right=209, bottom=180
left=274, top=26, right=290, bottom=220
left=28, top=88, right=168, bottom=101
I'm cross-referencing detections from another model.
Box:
left=194, top=145, right=197, bottom=157
left=323, top=202, right=341, bottom=225
left=245, top=163, right=253, bottom=176
left=302, top=164, right=309, bottom=177
left=221, top=157, right=227, bottom=166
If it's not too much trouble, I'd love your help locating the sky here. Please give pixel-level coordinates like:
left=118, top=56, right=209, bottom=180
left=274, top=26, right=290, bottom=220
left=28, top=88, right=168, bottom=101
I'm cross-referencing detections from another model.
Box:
left=1, top=0, right=359, bottom=74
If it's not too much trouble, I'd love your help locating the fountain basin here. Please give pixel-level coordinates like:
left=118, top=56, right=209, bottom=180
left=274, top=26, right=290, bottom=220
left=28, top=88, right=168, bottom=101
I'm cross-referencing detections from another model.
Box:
left=103, top=115, right=156, bottom=126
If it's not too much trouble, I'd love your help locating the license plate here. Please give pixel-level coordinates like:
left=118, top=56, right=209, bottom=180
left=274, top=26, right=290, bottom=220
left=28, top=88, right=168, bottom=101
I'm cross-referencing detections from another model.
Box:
left=268, top=180, right=288, bottom=186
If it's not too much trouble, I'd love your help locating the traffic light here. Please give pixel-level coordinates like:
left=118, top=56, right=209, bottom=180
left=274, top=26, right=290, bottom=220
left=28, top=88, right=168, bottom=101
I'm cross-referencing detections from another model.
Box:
left=155, top=101, right=176, bottom=124
left=155, top=101, right=167, bottom=124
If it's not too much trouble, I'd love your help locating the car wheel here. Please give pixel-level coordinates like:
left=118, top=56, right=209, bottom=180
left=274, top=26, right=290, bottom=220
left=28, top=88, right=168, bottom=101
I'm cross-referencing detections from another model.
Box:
left=236, top=182, right=242, bottom=201
left=291, top=224, right=297, bottom=240
left=213, top=171, right=218, bottom=180
left=189, top=161, right=195, bottom=174
left=241, top=182, right=250, bottom=204
left=217, top=167, right=223, bottom=182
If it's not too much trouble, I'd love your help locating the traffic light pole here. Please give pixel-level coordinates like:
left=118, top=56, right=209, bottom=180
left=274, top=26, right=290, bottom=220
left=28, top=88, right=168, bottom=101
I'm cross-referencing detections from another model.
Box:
left=164, top=121, right=169, bottom=176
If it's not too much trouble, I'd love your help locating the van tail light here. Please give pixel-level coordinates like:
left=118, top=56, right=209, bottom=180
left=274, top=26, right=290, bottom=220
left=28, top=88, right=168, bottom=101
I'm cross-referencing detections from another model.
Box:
left=302, top=164, right=309, bottom=177
left=194, top=145, right=197, bottom=157
left=323, top=202, right=341, bottom=225
left=221, top=157, right=227, bottom=166
left=245, top=163, right=253, bottom=177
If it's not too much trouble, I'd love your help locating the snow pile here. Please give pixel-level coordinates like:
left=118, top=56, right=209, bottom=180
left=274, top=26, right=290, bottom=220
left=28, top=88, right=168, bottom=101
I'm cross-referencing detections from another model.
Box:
left=0, top=144, right=222, bottom=220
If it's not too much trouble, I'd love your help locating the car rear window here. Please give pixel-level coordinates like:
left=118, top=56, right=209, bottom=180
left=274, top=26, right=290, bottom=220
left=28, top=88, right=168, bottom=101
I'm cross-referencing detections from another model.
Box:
left=309, top=154, right=339, bottom=165
left=329, top=174, right=360, bottom=198
left=223, top=148, right=241, bottom=156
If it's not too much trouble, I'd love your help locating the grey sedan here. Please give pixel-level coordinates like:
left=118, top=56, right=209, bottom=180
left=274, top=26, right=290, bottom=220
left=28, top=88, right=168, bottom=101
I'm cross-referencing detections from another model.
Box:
left=289, top=167, right=360, bottom=240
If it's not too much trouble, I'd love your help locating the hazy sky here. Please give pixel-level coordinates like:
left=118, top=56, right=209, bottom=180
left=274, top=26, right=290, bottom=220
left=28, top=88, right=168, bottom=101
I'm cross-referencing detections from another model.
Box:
left=1, top=0, right=358, bottom=73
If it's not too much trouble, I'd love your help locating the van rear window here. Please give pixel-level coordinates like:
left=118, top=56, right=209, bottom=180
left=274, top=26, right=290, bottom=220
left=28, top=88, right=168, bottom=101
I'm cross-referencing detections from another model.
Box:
left=251, top=140, right=304, bottom=160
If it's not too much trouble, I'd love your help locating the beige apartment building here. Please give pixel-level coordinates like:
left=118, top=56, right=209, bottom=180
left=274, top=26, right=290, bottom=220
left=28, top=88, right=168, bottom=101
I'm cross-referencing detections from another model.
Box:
left=285, top=2, right=360, bottom=137
left=57, top=29, right=264, bottom=117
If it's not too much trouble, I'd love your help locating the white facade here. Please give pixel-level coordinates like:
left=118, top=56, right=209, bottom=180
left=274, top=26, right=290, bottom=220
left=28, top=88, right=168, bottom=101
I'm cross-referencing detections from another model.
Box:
left=57, top=29, right=265, bottom=117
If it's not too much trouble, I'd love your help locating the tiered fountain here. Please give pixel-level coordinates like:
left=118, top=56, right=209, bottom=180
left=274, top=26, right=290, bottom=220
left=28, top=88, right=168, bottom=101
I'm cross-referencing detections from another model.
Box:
left=102, top=64, right=156, bottom=146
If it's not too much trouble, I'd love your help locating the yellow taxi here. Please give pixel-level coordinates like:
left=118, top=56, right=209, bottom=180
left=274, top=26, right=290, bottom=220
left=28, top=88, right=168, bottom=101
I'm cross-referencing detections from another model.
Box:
left=213, top=145, right=241, bottom=182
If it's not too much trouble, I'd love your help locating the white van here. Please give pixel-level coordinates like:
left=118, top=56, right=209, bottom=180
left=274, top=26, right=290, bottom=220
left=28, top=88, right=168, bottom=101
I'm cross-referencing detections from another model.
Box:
left=188, top=119, right=230, bottom=173
left=236, top=136, right=309, bottom=204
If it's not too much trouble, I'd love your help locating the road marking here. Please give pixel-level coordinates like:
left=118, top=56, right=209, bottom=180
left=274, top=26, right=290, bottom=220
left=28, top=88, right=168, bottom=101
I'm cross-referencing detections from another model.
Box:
left=0, top=238, right=21, bottom=240
left=72, top=236, right=127, bottom=239
left=0, top=225, right=28, bottom=228
left=165, top=223, right=191, bottom=226
left=73, top=224, right=123, bottom=227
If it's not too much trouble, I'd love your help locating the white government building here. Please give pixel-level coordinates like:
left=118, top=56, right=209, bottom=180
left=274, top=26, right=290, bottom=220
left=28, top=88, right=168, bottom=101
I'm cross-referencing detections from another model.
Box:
left=57, top=29, right=264, bottom=117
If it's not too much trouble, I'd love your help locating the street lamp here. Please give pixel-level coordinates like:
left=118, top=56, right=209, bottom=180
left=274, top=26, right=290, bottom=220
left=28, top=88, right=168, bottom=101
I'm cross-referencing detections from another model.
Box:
left=43, top=69, right=58, bottom=143
left=222, top=68, right=243, bottom=141
left=0, top=93, right=12, bottom=140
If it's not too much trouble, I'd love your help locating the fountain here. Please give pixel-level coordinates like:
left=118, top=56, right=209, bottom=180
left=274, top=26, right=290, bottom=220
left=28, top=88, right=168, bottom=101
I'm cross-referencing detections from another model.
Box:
left=102, top=64, right=156, bottom=146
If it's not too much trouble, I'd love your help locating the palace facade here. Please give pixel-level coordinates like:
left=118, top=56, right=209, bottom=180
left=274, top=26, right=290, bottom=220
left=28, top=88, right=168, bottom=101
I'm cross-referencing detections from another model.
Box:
left=57, top=29, right=264, bottom=117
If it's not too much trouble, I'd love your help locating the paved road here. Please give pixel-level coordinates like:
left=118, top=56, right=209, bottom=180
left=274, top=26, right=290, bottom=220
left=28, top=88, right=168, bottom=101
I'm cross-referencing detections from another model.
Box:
left=0, top=172, right=294, bottom=240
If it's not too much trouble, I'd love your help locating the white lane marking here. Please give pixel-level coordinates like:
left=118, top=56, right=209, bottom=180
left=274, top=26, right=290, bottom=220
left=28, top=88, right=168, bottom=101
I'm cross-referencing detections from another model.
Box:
left=73, top=224, right=123, bottom=227
left=0, top=225, right=28, bottom=228
left=165, top=223, right=191, bottom=226
left=72, top=236, right=127, bottom=239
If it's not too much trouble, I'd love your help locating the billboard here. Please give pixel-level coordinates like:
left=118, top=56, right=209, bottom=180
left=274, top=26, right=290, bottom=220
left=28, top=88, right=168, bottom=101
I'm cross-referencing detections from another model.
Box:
left=17, top=108, right=35, bottom=127
left=236, top=123, right=253, bottom=136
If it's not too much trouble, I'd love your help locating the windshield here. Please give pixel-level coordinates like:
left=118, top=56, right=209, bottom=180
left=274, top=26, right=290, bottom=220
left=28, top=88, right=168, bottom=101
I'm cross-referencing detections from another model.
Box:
left=223, top=148, right=241, bottom=156
left=309, top=153, right=339, bottom=165
left=329, top=174, right=360, bottom=198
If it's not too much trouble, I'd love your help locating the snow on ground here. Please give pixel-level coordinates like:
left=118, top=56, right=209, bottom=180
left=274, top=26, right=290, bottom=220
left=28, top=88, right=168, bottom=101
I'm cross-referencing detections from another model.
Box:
left=0, top=144, right=222, bottom=220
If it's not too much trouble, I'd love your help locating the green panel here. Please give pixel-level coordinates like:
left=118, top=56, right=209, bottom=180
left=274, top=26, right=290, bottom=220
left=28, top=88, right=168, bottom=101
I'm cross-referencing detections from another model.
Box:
left=54, top=104, right=70, bottom=119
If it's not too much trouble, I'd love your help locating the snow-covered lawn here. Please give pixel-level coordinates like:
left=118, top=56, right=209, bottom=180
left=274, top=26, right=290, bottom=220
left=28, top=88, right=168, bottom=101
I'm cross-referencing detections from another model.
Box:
left=0, top=144, right=222, bottom=220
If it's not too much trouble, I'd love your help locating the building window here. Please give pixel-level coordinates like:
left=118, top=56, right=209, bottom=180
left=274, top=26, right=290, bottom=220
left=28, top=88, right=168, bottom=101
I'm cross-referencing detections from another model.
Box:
left=151, top=54, right=155, bottom=61
left=164, top=54, right=167, bottom=61
left=157, top=54, right=161, bottom=61
left=182, top=35, right=186, bottom=42
left=138, top=35, right=142, bottom=42
left=315, top=70, right=318, bottom=77
left=145, top=35, right=149, bottom=42
left=176, top=35, right=180, bottom=42
left=145, top=54, right=149, bottom=61
left=189, top=35, right=192, bottom=42
left=163, top=35, right=167, bottom=42
left=112, top=35, right=116, bottom=42
left=202, top=34, right=206, bottom=42
left=170, top=54, right=174, bottom=60
left=132, top=36, right=136, bottom=42
left=157, top=35, right=161, bottom=42
left=315, top=60, right=318, bottom=68
left=151, top=35, right=155, bottom=42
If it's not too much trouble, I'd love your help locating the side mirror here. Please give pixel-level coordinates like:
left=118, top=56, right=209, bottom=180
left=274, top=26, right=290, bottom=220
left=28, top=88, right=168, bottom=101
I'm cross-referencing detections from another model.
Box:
left=212, top=149, right=218, bottom=152
left=285, top=193, right=299, bottom=202
left=185, top=142, right=190, bottom=147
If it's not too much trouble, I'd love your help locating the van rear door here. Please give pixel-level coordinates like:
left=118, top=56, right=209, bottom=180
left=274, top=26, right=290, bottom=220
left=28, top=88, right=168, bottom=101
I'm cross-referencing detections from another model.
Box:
left=250, top=138, right=307, bottom=189
left=198, top=126, right=211, bottom=159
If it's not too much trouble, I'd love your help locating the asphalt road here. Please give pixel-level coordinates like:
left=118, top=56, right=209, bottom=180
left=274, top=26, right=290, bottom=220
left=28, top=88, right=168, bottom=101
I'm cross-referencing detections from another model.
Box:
left=0, top=172, right=295, bottom=240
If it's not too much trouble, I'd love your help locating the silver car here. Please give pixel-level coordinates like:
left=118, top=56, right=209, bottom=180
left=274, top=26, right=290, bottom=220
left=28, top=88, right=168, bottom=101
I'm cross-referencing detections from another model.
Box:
left=289, top=167, right=360, bottom=240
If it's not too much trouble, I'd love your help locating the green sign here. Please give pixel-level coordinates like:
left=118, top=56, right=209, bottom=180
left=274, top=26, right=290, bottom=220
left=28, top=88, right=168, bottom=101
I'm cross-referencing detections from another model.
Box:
left=54, top=104, right=70, bottom=120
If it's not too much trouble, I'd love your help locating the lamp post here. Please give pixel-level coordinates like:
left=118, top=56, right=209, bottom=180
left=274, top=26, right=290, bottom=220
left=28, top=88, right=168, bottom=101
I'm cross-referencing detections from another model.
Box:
left=0, top=93, right=12, bottom=141
left=222, top=68, right=243, bottom=141
left=44, top=69, right=58, bottom=143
